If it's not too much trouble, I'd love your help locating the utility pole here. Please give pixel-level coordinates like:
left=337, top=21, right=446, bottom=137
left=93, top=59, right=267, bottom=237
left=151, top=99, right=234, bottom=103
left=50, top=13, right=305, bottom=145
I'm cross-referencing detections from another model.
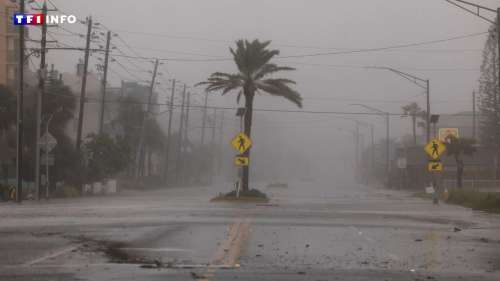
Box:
left=34, top=1, right=48, bottom=201
left=472, top=90, right=477, bottom=140
left=385, top=112, right=390, bottom=177
left=175, top=85, right=186, bottom=184
left=217, top=110, right=225, bottom=176
left=182, top=92, right=191, bottom=184
left=16, top=0, right=25, bottom=203
left=200, top=92, right=208, bottom=146
left=355, top=122, right=360, bottom=179
left=370, top=124, right=375, bottom=178
left=135, top=59, right=159, bottom=179
left=163, top=79, right=176, bottom=184
left=98, top=31, right=111, bottom=134
left=210, top=108, right=217, bottom=184
left=350, top=104, right=390, bottom=184
left=426, top=80, right=430, bottom=143
left=75, top=16, right=92, bottom=151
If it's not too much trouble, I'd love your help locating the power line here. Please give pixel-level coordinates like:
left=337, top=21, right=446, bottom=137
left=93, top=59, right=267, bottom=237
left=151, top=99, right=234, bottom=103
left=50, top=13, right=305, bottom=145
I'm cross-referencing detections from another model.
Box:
left=42, top=91, right=477, bottom=117
left=286, top=61, right=479, bottom=72
left=110, top=28, right=487, bottom=52
left=277, top=31, right=488, bottom=59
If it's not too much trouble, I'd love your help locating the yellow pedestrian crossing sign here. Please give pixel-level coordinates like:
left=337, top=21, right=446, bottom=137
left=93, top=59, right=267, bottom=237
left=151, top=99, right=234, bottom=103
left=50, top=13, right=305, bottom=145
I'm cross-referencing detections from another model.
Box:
left=231, top=132, right=252, bottom=154
left=424, top=139, right=446, bottom=160
left=234, top=156, right=249, bottom=167
left=428, top=161, right=443, bottom=172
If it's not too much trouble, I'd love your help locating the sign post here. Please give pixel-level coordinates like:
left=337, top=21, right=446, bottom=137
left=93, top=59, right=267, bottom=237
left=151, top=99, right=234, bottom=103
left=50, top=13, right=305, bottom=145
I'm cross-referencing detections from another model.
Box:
left=424, top=138, right=446, bottom=204
left=230, top=132, right=252, bottom=193
left=39, top=132, right=57, bottom=199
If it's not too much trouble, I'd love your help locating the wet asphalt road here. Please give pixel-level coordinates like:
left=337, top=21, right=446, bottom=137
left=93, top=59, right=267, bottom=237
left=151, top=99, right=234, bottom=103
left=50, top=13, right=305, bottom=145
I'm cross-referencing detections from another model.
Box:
left=1, top=179, right=500, bottom=281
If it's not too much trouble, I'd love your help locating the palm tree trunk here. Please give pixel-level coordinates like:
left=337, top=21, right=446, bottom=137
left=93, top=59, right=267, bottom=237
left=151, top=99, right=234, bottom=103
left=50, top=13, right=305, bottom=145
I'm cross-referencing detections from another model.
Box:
left=241, top=91, right=254, bottom=192
left=456, top=154, right=464, bottom=188
left=412, top=115, right=417, bottom=145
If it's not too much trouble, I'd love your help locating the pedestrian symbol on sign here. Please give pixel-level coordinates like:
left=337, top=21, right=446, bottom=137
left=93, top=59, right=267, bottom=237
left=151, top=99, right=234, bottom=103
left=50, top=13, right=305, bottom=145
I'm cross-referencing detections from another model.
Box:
left=424, top=139, right=446, bottom=160
left=231, top=132, right=252, bottom=154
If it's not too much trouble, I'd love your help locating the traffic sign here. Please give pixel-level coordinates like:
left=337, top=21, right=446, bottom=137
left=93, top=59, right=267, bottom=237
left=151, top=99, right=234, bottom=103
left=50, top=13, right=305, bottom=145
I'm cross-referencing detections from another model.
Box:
left=231, top=132, right=252, bottom=154
left=234, top=156, right=249, bottom=167
left=39, top=132, right=57, bottom=153
left=439, top=128, right=459, bottom=143
left=428, top=161, right=443, bottom=172
left=424, top=139, right=446, bottom=160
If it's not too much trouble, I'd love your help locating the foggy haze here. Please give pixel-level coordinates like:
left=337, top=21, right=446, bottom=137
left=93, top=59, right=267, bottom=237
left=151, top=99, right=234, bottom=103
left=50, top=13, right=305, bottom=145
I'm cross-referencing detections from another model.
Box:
left=40, top=0, right=497, bottom=181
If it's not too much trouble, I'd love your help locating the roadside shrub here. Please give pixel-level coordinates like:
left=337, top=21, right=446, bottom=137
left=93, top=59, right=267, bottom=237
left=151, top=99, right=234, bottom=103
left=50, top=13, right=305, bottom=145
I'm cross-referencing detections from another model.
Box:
left=447, top=189, right=500, bottom=213
left=53, top=185, right=80, bottom=198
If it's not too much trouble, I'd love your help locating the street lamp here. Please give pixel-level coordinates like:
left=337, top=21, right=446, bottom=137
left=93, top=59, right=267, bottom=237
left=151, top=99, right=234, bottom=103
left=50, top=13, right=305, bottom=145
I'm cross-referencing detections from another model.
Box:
left=335, top=117, right=375, bottom=178
left=350, top=104, right=390, bottom=183
left=365, top=66, right=430, bottom=143
left=336, top=127, right=364, bottom=180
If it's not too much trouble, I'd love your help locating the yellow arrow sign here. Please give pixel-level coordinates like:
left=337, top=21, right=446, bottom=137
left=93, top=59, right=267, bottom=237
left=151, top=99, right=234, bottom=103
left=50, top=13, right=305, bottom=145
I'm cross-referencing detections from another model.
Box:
left=231, top=132, right=252, bottom=154
left=424, top=139, right=446, bottom=160
left=428, top=161, right=443, bottom=172
left=234, top=156, right=249, bottom=167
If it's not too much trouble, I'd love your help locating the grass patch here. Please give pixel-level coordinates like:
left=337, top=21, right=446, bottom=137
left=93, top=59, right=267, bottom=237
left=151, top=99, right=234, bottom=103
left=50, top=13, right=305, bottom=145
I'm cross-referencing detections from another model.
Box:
left=413, top=189, right=500, bottom=213
left=447, top=189, right=500, bottom=213
left=211, top=189, right=269, bottom=203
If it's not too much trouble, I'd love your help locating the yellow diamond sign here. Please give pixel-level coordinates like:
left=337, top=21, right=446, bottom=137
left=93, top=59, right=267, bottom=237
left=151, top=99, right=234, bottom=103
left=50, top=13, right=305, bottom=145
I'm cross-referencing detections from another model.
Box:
left=231, top=132, right=252, bottom=154
left=424, top=139, right=446, bottom=160
left=234, top=156, right=249, bottom=167
left=428, top=161, right=443, bottom=172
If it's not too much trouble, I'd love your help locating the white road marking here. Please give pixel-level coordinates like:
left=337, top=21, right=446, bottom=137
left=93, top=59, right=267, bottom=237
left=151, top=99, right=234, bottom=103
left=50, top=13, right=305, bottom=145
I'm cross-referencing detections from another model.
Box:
left=24, top=245, right=80, bottom=266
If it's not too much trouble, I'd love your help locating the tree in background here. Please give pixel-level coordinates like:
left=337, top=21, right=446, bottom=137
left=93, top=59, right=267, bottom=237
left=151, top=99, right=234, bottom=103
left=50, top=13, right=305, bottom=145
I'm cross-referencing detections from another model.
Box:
left=478, top=19, right=500, bottom=147
left=198, top=39, right=303, bottom=191
left=445, top=135, right=476, bottom=189
left=0, top=85, right=16, bottom=133
left=83, top=133, right=131, bottom=184
left=113, top=96, right=166, bottom=179
left=21, top=77, right=78, bottom=184
left=0, top=85, right=16, bottom=186
left=401, top=102, right=426, bottom=146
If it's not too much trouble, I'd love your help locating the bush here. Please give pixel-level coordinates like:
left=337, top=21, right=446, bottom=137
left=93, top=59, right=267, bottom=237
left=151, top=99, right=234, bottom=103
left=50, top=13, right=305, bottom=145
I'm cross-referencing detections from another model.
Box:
left=447, top=189, right=500, bottom=213
left=53, top=185, right=80, bottom=198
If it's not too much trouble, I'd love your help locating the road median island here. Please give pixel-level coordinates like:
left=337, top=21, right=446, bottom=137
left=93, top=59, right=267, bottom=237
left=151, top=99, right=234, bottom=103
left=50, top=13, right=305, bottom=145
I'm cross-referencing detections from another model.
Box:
left=210, top=189, right=269, bottom=203
left=414, top=189, right=500, bottom=213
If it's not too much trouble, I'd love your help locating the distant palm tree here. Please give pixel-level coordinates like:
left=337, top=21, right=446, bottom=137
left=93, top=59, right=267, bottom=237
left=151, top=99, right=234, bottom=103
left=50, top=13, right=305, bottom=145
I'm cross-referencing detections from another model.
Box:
left=402, top=102, right=426, bottom=145
left=198, top=39, right=302, bottom=191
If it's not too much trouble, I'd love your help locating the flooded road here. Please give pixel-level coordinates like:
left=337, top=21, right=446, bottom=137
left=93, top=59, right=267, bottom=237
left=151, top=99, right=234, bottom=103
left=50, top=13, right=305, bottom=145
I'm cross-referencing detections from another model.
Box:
left=1, top=180, right=499, bottom=280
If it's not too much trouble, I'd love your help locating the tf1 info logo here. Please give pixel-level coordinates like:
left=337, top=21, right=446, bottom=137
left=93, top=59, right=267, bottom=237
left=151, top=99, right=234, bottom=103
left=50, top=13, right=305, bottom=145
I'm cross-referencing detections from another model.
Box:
left=13, top=14, right=77, bottom=25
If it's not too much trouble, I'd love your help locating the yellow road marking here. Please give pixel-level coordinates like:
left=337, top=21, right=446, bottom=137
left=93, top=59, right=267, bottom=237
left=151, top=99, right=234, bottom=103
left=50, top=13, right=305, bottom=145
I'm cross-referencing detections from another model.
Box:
left=196, top=219, right=251, bottom=281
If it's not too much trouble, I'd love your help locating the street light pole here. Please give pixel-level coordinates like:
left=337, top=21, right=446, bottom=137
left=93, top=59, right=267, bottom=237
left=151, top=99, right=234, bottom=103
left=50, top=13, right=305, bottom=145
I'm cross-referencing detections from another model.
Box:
left=426, top=79, right=430, bottom=143
left=350, top=104, right=391, bottom=183
left=366, top=66, right=430, bottom=142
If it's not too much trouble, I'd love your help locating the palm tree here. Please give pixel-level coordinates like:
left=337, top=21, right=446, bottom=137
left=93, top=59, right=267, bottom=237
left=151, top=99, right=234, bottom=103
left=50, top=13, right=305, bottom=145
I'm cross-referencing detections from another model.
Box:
left=198, top=39, right=302, bottom=191
left=444, top=135, right=476, bottom=188
left=402, top=102, right=426, bottom=145
left=0, top=85, right=16, bottom=134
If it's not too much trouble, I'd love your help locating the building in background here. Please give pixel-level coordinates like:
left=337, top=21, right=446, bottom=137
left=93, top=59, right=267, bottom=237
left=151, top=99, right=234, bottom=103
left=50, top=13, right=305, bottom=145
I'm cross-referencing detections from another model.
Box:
left=0, top=0, right=20, bottom=88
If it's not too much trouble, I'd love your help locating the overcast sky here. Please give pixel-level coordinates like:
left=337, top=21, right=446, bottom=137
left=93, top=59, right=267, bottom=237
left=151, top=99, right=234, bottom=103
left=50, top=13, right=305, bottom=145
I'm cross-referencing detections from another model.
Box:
left=32, top=0, right=500, bottom=175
